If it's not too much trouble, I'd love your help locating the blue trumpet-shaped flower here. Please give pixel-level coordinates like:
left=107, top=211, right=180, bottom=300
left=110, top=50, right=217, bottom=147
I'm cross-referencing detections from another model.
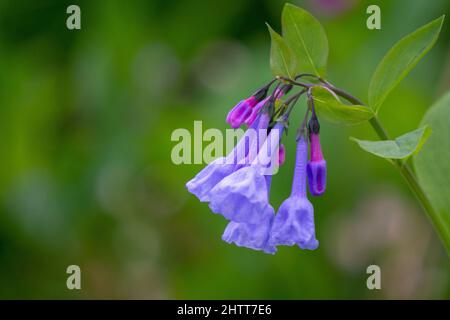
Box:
left=208, top=165, right=271, bottom=223
left=221, top=176, right=276, bottom=254
left=186, top=114, right=266, bottom=202
left=222, top=218, right=276, bottom=254
left=269, top=134, right=319, bottom=250
left=186, top=158, right=238, bottom=202
left=220, top=120, right=277, bottom=254
left=208, top=121, right=283, bottom=224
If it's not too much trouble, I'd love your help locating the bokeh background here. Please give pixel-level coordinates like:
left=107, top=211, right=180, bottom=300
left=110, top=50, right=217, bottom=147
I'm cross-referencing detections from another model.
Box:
left=0, top=0, right=449, bottom=299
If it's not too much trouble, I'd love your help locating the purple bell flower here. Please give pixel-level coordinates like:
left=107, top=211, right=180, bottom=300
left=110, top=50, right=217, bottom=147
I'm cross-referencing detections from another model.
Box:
left=208, top=165, right=271, bottom=223
left=307, top=116, right=327, bottom=196
left=222, top=176, right=276, bottom=254
left=208, top=121, right=284, bottom=224
left=222, top=218, right=276, bottom=254
left=269, top=134, right=319, bottom=250
left=186, top=158, right=238, bottom=202
left=186, top=114, right=265, bottom=202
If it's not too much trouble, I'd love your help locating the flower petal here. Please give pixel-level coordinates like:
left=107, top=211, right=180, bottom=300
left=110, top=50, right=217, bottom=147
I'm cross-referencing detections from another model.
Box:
left=269, top=196, right=319, bottom=250
left=208, top=166, right=271, bottom=224
left=186, top=157, right=237, bottom=202
left=222, top=207, right=276, bottom=254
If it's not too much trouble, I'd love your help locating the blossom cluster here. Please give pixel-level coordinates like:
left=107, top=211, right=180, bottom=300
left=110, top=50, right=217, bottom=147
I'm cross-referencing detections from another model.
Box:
left=186, top=78, right=327, bottom=254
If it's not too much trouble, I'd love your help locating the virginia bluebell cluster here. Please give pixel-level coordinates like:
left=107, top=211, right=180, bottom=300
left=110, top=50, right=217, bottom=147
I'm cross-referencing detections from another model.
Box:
left=187, top=76, right=328, bottom=254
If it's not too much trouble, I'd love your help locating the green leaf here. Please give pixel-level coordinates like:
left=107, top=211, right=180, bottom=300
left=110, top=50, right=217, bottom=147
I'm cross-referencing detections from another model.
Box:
left=267, top=24, right=297, bottom=79
left=369, top=16, right=444, bottom=112
left=350, top=126, right=431, bottom=160
left=282, top=3, right=329, bottom=77
left=311, top=86, right=374, bottom=125
left=414, top=92, right=450, bottom=239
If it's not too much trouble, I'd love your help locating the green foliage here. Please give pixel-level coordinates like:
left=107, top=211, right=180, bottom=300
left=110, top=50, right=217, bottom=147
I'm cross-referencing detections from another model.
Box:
left=351, top=126, right=431, bottom=160
left=281, top=3, right=328, bottom=76
left=311, top=86, right=374, bottom=125
left=0, top=0, right=448, bottom=299
left=369, top=16, right=445, bottom=112
left=267, top=23, right=297, bottom=79
left=414, top=92, right=450, bottom=240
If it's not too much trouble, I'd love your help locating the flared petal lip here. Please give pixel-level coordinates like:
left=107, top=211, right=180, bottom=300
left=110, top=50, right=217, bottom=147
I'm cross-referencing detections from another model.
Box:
left=268, top=196, right=319, bottom=250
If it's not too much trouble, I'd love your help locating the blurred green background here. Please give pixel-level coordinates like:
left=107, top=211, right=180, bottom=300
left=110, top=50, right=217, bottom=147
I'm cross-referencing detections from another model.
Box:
left=0, top=0, right=449, bottom=299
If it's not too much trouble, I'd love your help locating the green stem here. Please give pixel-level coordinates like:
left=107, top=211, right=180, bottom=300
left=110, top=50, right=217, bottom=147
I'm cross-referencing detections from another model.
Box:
left=330, top=86, right=450, bottom=254
left=394, top=158, right=450, bottom=254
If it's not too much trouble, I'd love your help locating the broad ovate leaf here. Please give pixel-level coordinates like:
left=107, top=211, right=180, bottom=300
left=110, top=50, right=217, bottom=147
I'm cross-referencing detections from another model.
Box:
left=281, top=3, right=328, bottom=77
left=311, top=86, right=374, bottom=125
left=351, top=126, right=431, bottom=160
left=414, top=92, right=450, bottom=240
left=267, top=23, right=297, bottom=79
left=369, top=16, right=444, bottom=112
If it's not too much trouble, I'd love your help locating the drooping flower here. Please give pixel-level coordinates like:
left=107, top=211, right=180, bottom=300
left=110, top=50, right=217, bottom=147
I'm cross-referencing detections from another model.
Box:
left=269, top=133, right=319, bottom=250
left=186, top=158, right=239, bottom=202
left=222, top=215, right=276, bottom=254
left=221, top=117, right=278, bottom=254
left=186, top=114, right=266, bottom=202
left=307, top=115, right=327, bottom=196
left=208, top=165, right=271, bottom=223
left=208, top=121, right=284, bottom=224
left=222, top=170, right=276, bottom=254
